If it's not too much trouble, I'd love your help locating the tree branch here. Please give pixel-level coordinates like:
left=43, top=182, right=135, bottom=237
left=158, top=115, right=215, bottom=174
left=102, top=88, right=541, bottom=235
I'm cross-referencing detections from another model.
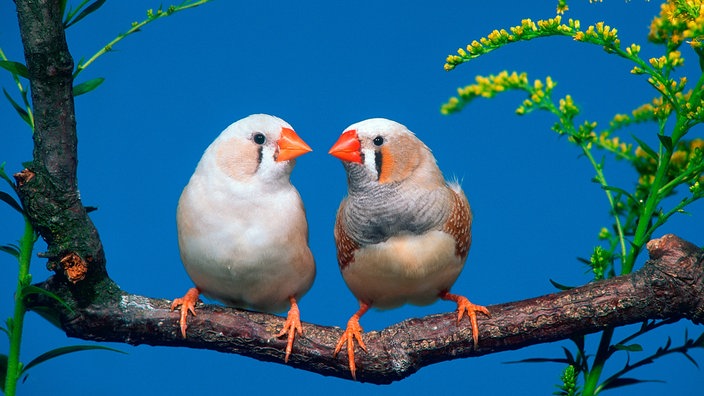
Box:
left=14, top=0, right=114, bottom=294
left=31, top=234, right=701, bottom=384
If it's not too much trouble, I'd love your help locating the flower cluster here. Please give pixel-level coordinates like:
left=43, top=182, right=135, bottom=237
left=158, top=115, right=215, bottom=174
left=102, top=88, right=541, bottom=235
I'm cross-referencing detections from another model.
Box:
left=444, top=16, right=627, bottom=71
left=555, top=365, right=579, bottom=396
left=595, top=132, right=632, bottom=157
left=634, top=137, right=704, bottom=191
left=440, top=71, right=530, bottom=114
left=573, top=21, right=621, bottom=49
left=590, top=246, right=613, bottom=280
left=608, top=97, right=673, bottom=133
left=649, top=0, right=704, bottom=50
left=444, top=16, right=580, bottom=71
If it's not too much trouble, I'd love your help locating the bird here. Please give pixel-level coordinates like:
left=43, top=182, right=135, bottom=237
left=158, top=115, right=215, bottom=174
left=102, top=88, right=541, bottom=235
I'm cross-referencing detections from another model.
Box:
left=171, top=113, right=315, bottom=363
left=328, top=117, right=490, bottom=379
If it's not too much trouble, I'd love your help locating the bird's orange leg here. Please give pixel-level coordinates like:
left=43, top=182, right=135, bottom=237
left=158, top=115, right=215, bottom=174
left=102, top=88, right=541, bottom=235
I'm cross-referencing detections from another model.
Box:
left=439, top=290, right=490, bottom=347
left=170, top=287, right=200, bottom=338
left=333, top=301, right=370, bottom=380
left=276, top=296, right=303, bottom=363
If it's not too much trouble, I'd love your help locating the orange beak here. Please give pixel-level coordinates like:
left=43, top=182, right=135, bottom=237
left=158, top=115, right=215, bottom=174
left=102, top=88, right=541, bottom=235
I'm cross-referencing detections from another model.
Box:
left=276, top=127, right=312, bottom=162
left=328, top=129, right=362, bottom=163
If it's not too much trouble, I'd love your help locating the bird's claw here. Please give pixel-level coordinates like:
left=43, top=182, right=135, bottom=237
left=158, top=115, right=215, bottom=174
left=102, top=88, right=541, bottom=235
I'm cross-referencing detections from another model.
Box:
left=276, top=297, right=303, bottom=363
left=440, top=291, right=490, bottom=347
left=334, top=316, right=366, bottom=380
left=170, top=287, right=200, bottom=338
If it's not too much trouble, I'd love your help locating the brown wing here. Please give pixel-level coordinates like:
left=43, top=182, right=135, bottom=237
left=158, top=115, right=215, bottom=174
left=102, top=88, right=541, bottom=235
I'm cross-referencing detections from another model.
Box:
left=334, top=199, right=359, bottom=270
left=442, top=187, right=472, bottom=260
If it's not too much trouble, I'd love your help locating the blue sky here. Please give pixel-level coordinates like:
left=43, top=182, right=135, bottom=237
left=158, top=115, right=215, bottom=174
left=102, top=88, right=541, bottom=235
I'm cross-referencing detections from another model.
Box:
left=1, top=1, right=703, bottom=395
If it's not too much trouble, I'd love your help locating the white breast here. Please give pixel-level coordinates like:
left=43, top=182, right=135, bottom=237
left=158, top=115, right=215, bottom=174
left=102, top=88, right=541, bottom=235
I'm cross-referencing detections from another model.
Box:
left=176, top=173, right=314, bottom=313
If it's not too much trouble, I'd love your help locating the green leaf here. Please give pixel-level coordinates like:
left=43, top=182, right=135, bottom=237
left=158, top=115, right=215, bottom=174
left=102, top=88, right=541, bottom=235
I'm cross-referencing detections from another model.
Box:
left=0, top=354, right=7, bottom=393
left=19, top=285, right=75, bottom=314
left=3, top=88, right=33, bottom=126
left=65, top=0, right=107, bottom=29
left=549, top=279, right=575, bottom=291
left=693, top=331, right=704, bottom=347
left=0, top=191, right=23, bottom=214
left=73, top=77, right=105, bottom=96
left=570, top=335, right=585, bottom=354
left=562, top=347, right=576, bottom=366
left=632, top=135, right=658, bottom=161
left=613, top=343, right=643, bottom=352
left=601, top=378, right=663, bottom=391
left=602, top=185, right=639, bottom=207
left=658, top=134, right=673, bottom=152
left=0, top=163, right=17, bottom=196
left=20, top=345, right=127, bottom=375
left=22, top=345, right=126, bottom=375
left=0, top=60, right=29, bottom=78
left=0, top=162, right=12, bottom=185
left=59, top=0, right=68, bottom=16
left=0, top=244, right=20, bottom=258
left=505, top=357, right=570, bottom=365
left=682, top=351, right=699, bottom=368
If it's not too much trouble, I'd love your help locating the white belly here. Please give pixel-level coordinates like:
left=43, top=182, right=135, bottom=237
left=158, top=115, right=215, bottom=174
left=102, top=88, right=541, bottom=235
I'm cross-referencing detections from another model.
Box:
left=180, top=234, right=314, bottom=313
left=176, top=178, right=315, bottom=313
left=342, top=230, right=464, bottom=309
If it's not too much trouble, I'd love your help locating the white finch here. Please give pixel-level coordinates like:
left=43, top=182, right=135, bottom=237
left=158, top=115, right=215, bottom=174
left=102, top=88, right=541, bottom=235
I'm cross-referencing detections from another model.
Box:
left=328, top=118, right=489, bottom=379
left=171, top=114, right=315, bottom=363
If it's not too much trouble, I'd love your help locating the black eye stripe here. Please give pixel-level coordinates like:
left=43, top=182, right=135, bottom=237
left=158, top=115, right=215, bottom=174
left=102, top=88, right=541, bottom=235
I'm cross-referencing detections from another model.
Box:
left=255, top=146, right=263, bottom=171
left=374, top=150, right=382, bottom=180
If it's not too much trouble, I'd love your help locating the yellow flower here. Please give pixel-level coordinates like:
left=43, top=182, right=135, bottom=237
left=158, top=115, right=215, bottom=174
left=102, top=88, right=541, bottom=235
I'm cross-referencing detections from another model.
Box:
left=671, top=150, right=687, bottom=167
left=690, top=138, right=704, bottom=151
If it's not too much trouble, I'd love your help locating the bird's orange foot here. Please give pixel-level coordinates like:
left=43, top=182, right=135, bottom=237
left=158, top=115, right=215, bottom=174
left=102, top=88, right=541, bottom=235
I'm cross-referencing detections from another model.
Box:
left=276, top=297, right=303, bottom=363
left=439, top=291, right=490, bottom=347
left=333, top=302, right=370, bottom=380
left=170, top=287, right=200, bottom=338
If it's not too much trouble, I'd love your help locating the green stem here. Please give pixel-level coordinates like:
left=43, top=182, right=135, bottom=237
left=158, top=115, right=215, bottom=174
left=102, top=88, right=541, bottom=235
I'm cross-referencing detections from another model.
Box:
left=583, top=327, right=615, bottom=396
left=74, top=0, right=212, bottom=77
left=625, top=122, right=682, bottom=274
left=4, top=217, right=35, bottom=396
left=581, top=146, right=629, bottom=268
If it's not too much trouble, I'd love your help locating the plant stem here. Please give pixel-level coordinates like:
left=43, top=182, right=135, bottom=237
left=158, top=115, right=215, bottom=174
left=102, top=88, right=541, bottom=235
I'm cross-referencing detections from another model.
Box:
left=581, top=145, right=628, bottom=268
left=74, top=0, right=212, bottom=77
left=626, top=132, right=676, bottom=274
left=582, top=327, right=615, bottom=396
left=4, top=217, right=35, bottom=396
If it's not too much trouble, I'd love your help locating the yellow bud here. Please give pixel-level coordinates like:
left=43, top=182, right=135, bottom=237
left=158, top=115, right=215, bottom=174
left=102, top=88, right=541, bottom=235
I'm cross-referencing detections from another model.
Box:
left=691, top=138, right=704, bottom=151
left=671, top=150, right=687, bottom=166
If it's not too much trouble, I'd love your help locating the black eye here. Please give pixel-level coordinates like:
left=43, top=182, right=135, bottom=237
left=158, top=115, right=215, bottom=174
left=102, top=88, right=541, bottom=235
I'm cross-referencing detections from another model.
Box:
left=253, top=133, right=266, bottom=145
left=373, top=136, right=384, bottom=146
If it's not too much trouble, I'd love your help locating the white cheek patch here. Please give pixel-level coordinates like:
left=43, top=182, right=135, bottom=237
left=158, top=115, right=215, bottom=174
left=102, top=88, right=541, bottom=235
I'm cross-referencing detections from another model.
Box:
left=261, top=145, right=276, bottom=165
left=361, top=147, right=377, bottom=176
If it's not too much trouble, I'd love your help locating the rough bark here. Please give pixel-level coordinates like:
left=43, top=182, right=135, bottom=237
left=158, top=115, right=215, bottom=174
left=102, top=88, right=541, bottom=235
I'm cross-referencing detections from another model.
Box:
left=33, top=234, right=702, bottom=384
left=9, top=0, right=704, bottom=386
left=14, top=0, right=119, bottom=305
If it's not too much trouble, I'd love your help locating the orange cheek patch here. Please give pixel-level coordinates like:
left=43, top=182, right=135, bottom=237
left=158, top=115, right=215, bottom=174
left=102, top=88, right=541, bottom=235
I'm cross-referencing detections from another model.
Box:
left=215, top=137, right=259, bottom=181
left=378, top=136, right=421, bottom=184
left=378, top=145, right=395, bottom=184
